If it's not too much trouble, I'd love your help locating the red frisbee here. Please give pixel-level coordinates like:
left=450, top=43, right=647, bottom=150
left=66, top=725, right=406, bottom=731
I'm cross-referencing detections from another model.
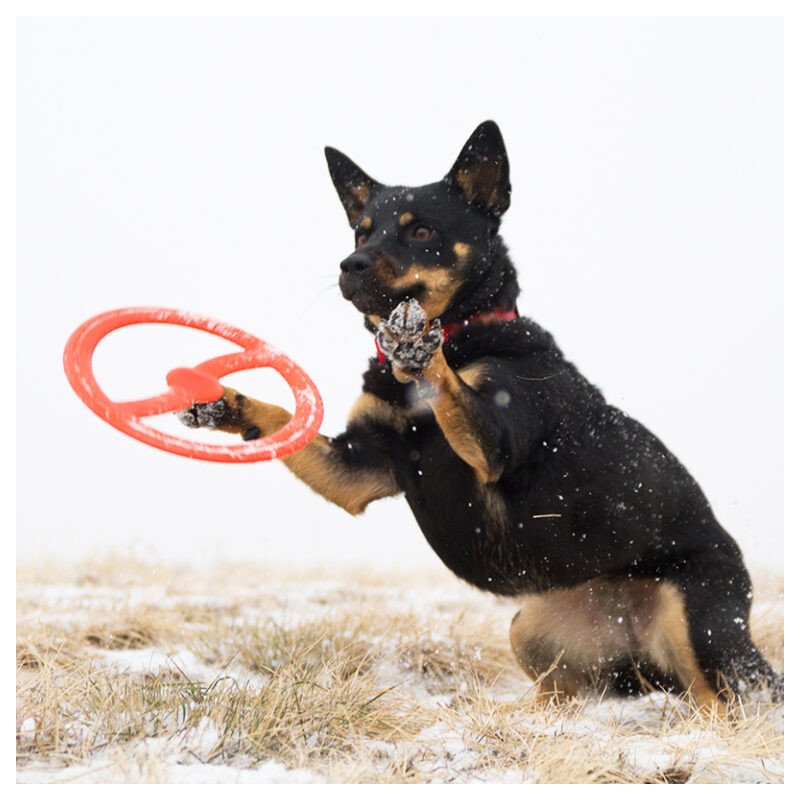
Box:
left=63, top=307, right=324, bottom=462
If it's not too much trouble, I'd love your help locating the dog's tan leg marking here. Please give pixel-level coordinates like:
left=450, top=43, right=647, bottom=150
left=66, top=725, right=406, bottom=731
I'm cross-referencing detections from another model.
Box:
left=410, top=351, right=500, bottom=484
left=347, top=392, right=407, bottom=434
left=351, top=372, right=508, bottom=526
left=376, top=300, right=500, bottom=485
left=644, top=583, right=727, bottom=716
left=214, top=389, right=399, bottom=515
left=509, top=580, right=638, bottom=703
left=510, top=595, right=591, bottom=703
left=509, top=578, right=726, bottom=714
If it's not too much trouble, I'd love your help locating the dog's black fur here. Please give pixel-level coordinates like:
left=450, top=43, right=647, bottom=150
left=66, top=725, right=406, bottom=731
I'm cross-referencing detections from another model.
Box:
left=181, top=121, right=781, bottom=707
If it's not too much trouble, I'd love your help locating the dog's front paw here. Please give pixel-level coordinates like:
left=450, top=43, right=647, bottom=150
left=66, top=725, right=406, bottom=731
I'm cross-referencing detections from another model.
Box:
left=377, top=299, right=443, bottom=378
left=176, top=397, right=237, bottom=430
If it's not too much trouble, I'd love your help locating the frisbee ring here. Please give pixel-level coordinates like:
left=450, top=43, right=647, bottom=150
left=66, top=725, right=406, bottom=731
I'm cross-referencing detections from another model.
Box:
left=63, top=307, right=324, bottom=462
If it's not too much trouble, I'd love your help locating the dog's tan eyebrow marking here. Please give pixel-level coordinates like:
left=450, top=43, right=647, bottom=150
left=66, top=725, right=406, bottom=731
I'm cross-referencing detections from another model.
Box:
left=453, top=242, right=471, bottom=264
left=360, top=216, right=372, bottom=230
left=398, top=212, right=414, bottom=226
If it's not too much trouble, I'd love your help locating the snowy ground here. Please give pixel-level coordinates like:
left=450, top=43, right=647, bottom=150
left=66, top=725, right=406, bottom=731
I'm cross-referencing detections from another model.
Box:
left=16, top=559, right=783, bottom=784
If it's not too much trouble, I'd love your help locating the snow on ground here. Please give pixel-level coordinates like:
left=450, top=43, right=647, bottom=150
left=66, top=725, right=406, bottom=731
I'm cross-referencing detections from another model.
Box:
left=16, top=563, right=784, bottom=784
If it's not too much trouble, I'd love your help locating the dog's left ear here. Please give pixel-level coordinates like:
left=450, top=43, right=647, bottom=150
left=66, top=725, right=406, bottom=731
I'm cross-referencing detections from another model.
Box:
left=325, top=147, right=382, bottom=228
left=445, top=121, right=511, bottom=218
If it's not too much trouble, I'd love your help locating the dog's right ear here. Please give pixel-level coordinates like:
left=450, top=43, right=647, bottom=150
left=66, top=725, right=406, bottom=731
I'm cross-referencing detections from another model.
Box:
left=445, top=121, right=511, bottom=218
left=325, top=147, right=381, bottom=228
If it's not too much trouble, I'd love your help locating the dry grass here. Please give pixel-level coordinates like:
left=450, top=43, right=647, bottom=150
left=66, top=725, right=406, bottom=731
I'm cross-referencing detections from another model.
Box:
left=16, top=557, right=784, bottom=784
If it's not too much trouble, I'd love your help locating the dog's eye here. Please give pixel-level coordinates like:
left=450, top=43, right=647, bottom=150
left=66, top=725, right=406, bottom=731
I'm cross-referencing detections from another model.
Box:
left=356, top=233, right=369, bottom=248
left=412, top=225, right=433, bottom=241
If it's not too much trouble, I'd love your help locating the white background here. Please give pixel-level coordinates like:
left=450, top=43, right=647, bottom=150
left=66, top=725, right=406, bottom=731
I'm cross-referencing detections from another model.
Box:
left=16, top=16, right=783, bottom=573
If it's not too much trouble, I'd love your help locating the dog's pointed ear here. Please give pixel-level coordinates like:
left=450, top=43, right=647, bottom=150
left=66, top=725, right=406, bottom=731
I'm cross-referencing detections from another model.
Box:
left=445, top=121, right=510, bottom=218
left=325, top=147, right=381, bottom=228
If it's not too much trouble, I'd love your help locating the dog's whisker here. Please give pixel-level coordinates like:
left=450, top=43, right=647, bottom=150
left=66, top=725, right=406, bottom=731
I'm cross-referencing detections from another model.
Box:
left=300, top=280, right=342, bottom=314
left=514, top=372, right=562, bottom=382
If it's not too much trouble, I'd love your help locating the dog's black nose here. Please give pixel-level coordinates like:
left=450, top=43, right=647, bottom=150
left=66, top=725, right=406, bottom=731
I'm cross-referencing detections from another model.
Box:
left=340, top=252, right=374, bottom=276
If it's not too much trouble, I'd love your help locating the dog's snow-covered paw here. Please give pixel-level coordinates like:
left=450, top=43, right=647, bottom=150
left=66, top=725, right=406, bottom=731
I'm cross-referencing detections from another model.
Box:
left=176, top=397, right=233, bottom=430
left=377, top=299, right=443, bottom=377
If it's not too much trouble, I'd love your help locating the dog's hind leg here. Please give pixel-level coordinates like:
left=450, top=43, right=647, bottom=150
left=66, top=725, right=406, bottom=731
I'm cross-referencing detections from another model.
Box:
left=509, top=578, right=662, bottom=704
left=508, top=576, right=740, bottom=710
left=658, top=545, right=783, bottom=707
left=509, top=596, right=595, bottom=703
left=633, top=581, right=727, bottom=714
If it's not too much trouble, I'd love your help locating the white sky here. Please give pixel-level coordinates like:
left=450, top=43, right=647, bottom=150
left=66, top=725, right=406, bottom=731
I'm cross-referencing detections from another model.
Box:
left=16, top=15, right=784, bottom=573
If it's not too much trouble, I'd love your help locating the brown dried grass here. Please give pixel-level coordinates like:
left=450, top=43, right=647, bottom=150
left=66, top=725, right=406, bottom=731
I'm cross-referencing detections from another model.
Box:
left=16, top=557, right=784, bottom=784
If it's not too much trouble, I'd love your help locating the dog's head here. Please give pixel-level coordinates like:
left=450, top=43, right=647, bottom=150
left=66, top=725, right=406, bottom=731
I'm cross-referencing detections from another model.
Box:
left=325, top=121, right=511, bottom=326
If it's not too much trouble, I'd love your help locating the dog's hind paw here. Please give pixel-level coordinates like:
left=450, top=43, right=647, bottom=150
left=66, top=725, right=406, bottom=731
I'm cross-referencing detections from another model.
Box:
left=377, top=299, right=443, bottom=377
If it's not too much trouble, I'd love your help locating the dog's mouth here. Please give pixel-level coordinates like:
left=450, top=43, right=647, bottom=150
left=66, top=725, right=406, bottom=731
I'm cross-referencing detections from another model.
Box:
left=340, top=275, right=424, bottom=318
left=346, top=291, right=377, bottom=314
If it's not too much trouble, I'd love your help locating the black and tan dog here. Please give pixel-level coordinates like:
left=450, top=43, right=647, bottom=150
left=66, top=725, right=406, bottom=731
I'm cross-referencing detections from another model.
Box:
left=180, top=121, right=781, bottom=713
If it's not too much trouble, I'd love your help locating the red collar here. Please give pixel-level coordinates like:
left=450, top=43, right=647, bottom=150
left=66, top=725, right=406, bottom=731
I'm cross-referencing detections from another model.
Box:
left=375, top=307, right=518, bottom=363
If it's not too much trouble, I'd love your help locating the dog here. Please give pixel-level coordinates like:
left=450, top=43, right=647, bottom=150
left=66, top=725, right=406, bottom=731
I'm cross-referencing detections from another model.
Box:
left=179, top=121, right=781, bottom=712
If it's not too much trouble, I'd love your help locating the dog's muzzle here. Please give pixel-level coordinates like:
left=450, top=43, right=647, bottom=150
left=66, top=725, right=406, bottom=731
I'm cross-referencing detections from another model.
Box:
left=339, top=251, right=375, bottom=299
